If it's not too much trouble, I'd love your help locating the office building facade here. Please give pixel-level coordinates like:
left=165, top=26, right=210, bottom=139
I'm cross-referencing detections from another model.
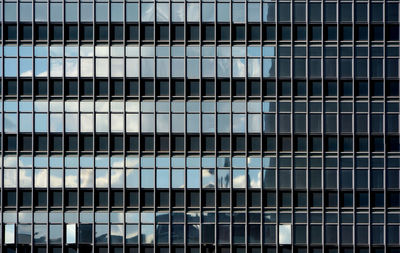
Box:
left=0, top=0, right=400, bottom=252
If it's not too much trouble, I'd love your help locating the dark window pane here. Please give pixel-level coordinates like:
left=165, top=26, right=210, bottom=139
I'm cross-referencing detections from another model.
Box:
left=127, top=80, right=138, bottom=96
left=203, top=80, right=215, bottom=96
left=218, top=25, right=230, bottom=41
left=21, top=80, right=32, bottom=95
left=263, top=25, right=275, bottom=41
left=96, top=25, right=108, bottom=40
left=65, top=80, right=78, bottom=96
left=51, top=191, right=62, bottom=206
left=233, top=80, right=245, bottom=96
left=188, top=81, right=199, bottom=96
left=127, top=25, right=138, bottom=40
left=36, top=80, right=47, bottom=96
left=112, top=25, right=123, bottom=40
left=126, top=135, right=138, bottom=151
left=295, top=25, right=306, bottom=40
left=66, top=191, right=77, bottom=206
left=371, top=3, right=383, bottom=22
left=248, top=25, right=260, bottom=40
left=51, top=135, right=62, bottom=151
left=233, top=25, right=245, bottom=40
left=97, top=80, right=108, bottom=96
left=51, top=25, right=63, bottom=40
left=371, top=25, right=383, bottom=41
left=172, top=80, right=184, bottom=96
left=111, top=80, right=123, bottom=96
left=356, top=4, right=367, bottom=22
left=356, top=25, right=368, bottom=40
left=279, top=25, right=291, bottom=40
left=218, top=80, right=230, bottom=96
left=172, top=136, right=184, bottom=151
left=294, top=3, right=306, bottom=22
left=20, top=25, right=32, bottom=40
left=6, top=25, right=17, bottom=40
left=324, top=3, right=336, bottom=22
left=66, top=25, right=78, bottom=40
left=340, top=81, right=352, bottom=96
left=5, top=80, right=17, bottom=95
left=81, top=25, right=93, bottom=40
left=81, top=135, right=93, bottom=151
left=309, top=3, right=321, bottom=22
left=340, top=3, right=352, bottom=22
left=309, top=25, right=321, bottom=41
left=187, top=25, right=199, bottom=40
left=202, top=224, right=215, bottom=244
left=386, top=25, right=399, bottom=41
left=143, top=25, right=154, bottom=40
left=278, top=3, right=290, bottom=22
left=173, top=25, right=184, bottom=40
left=157, top=25, right=169, bottom=40
left=20, top=135, right=32, bottom=151
left=325, top=25, right=337, bottom=40
left=5, top=135, right=17, bottom=151
left=203, top=25, right=214, bottom=40
left=340, top=25, right=352, bottom=41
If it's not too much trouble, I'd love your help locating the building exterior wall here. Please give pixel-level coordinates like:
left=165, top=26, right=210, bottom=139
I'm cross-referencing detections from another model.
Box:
left=0, top=0, right=400, bottom=252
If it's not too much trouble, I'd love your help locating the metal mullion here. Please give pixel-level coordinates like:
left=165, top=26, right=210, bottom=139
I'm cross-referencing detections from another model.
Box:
left=152, top=1, right=156, bottom=252
left=12, top=0, right=23, bottom=251
left=382, top=0, right=387, bottom=251
left=336, top=0, right=343, bottom=251
left=289, top=0, right=295, bottom=251
left=273, top=0, right=278, bottom=251
left=168, top=1, right=174, bottom=252
left=0, top=0, right=4, bottom=245
left=305, top=1, right=311, bottom=252
left=196, top=0, right=202, bottom=251
left=320, top=0, right=333, bottom=251
left=258, top=0, right=264, bottom=250
left=89, top=0, right=96, bottom=250
left=75, top=0, right=82, bottom=250
left=181, top=0, right=188, bottom=251
left=44, top=0, right=53, bottom=252
left=244, top=1, right=249, bottom=251
left=228, top=4, right=234, bottom=252
left=122, top=1, right=127, bottom=252
left=37, top=0, right=51, bottom=251
left=197, top=0, right=202, bottom=251
left=137, top=0, right=142, bottom=248
left=228, top=0, right=233, bottom=251
left=350, top=1, right=356, bottom=252
left=212, top=0, right=217, bottom=250
left=43, top=0, right=51, bottom=249
left=107, top=0, right=112, bottom=252
left=366, top=1, right=372, bottom=250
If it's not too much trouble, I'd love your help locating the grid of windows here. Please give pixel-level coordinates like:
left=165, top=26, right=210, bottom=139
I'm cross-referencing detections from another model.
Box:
left=1, top=0, right=400, bottom=253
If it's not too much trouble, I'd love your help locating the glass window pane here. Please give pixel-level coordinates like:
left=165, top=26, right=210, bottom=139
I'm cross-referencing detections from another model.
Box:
left=35, top=3, right=47, bottom=22
left=233, top=3, right=245, bottom=23
left=126, top=3, right=138, bottom=22
left=5, top=3, right=17, bottom=21
left=248, top=3, right=260, bottom=22
left=202, top=3, right=215, bottom=22
left=141, top=169, right=154, bottom=189
left=279, top=225, right=291, bottom=244
left=111, top=3, right=123, bottom=22
left=187, top=169, right=200, bottom=188
left=187, top=3, right=200, bottom=22
left=96, top=3, right=108, bottom=22
left=142, top=3, right=154, bottom=22
left=65, top=3, right=78, bottom=22
left=20, top=3, right=32, bottom=22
